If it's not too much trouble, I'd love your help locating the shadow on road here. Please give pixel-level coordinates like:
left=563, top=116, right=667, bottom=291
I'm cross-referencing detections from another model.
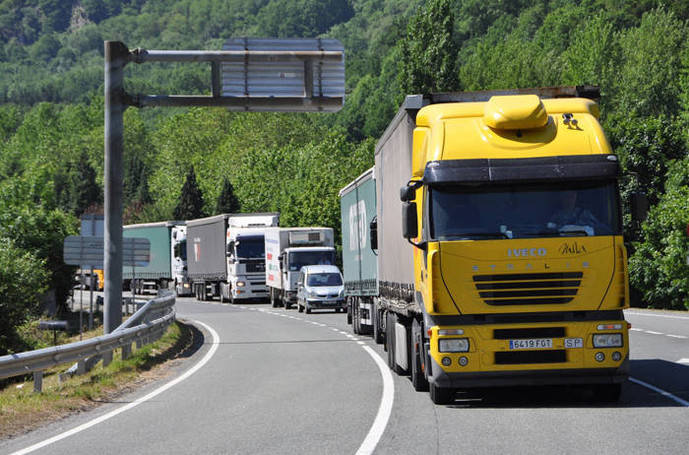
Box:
left=440, top=359, right=689, bottom=409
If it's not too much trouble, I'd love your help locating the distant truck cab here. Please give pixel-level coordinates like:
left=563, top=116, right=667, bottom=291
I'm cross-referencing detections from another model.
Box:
left=296, top=265, right=345, bottom=314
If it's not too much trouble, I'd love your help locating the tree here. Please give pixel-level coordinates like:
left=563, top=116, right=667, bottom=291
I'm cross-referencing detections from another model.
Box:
left=173, top=166, right=205, bottom=220
left=400, top=0, right=460, bottom=94
left=0, top=238, right=49, bottom=355
left=67, top=151, right=101, bottom=217
left=215, top=178, right=240, bottom=215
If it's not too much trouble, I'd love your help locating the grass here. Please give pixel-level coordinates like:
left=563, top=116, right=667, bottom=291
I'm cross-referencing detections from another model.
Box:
left=0, top=321, right=192, bottom=440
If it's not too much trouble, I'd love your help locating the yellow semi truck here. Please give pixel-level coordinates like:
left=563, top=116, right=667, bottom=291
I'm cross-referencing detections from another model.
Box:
left=351, top=87, right=636, bottom=404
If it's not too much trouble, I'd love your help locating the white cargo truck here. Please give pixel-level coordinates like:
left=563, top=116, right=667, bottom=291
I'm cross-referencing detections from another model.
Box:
left=225, top=213, right=280, bottom=302
left=265, top=227, right=335, bottom=309
left=171, top=224, right=192, bottom=296
left=187, top=213, right=279, bottom=303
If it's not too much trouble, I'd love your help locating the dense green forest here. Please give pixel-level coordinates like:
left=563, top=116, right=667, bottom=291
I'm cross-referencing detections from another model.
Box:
left=2, top=0, right=689, bottom=353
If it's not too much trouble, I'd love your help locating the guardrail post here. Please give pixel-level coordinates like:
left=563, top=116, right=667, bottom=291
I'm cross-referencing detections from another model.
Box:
left=33, top=371, right=43, bottom=393
left=121, top=343, right=131, bottom=360
left=77, top=359, right=86, bottom=375
left=102, top=351, right=113, bottom=367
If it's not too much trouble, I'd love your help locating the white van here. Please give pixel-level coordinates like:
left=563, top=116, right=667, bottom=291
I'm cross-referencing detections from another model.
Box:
left=296, top=265, right=345, bottom=314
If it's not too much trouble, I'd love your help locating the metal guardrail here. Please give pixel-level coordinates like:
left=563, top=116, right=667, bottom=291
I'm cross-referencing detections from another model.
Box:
left=0, top=290, right=175, bottom=392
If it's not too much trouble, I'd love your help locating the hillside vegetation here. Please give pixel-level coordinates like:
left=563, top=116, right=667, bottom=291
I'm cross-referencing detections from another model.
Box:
left=2, top=0, right=689, bottom=354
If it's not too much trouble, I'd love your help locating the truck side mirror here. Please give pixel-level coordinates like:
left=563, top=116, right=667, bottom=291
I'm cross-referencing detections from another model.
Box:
left=631, top=192, right=649, bottom=224
left=369, top=216, right=378, bottom=251
left=226, top=241, right=234, bottom=257
left=402, top=202, right=418, bottom=239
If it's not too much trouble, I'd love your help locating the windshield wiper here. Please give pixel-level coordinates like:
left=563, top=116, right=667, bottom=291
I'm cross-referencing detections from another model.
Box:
left=442, top=232, right=510, bottom=239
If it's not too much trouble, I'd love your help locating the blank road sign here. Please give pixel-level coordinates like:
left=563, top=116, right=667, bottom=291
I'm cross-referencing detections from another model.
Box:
left=63, top=236, right=150, bottom=267
left=221, top=38, right=344, bottom=112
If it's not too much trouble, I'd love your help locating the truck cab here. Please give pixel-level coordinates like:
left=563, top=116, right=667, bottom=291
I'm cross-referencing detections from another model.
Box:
left=171, top=225, right=191, bottom=296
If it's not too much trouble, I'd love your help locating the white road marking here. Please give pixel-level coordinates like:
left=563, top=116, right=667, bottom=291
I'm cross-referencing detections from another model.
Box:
left=10, top=319, right=221, bottom=455
left=644, top=331, right=663, bottom=335
left=630, top=328, right=643, bottom=332
left=629, top=377, right=689, bottom=407
left=677, top=358, right=689, bottom=364
left=626, top=311, right=689, bottom=321
left=355, top=345, right=395, bottom=455
left=667, top=334, right=688, bottom=339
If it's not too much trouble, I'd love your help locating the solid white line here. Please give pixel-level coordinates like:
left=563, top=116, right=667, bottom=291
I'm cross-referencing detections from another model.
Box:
left=644, top=331, right=663, bottom=335
left=677, top=358, right=689, bottom=364
left=355, top=345, right=395, bottom=455
left=667, top=334, right=688, bottom=339
left=10, top=320, right=221, bottom=455
left=629, top=328, right=643, bottom=332
left=625, top=311, right=689, bottom=321
left=629, top=377, right=689, bottom=407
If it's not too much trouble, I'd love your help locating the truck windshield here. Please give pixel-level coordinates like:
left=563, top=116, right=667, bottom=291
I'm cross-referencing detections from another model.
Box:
left=289, top=251, right=335, bottom=271
left=307, top=273, right=343, bottom=287
left=430, top=181, right=621, bottom=240
left=235, top=236, right=265, bottom=259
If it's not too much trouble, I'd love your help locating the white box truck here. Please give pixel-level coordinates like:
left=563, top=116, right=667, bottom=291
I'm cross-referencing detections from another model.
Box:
left=265, top=227, right=335, bottom=309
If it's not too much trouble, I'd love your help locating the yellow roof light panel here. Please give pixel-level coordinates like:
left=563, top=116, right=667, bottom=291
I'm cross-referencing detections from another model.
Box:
left=483, top=94, right=548, bottom=130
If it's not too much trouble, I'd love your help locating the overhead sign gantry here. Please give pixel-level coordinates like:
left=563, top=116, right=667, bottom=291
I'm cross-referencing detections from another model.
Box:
left=103, top=39, right=345, bottom=333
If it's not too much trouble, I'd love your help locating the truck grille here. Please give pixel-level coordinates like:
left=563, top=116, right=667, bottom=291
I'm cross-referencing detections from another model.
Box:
left=473, top=272, right=582, bottom=305
left=245, top=260, right=265, bottom=273
left=495, top=350, right=567, bottom=364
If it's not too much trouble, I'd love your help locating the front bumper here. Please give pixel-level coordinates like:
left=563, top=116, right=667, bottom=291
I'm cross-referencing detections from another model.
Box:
left=428, top=355, right=629, bottom=388
left=306, top=298, right=346, bottom=309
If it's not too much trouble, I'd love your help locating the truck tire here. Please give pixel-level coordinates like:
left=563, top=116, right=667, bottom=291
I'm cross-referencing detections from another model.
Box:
left=305, top=304, right=311, bottom=314
left=270, top=289, right=277, bottom=307
left=372, top=308, right=384, bottom=345
left=219, top=284, right=225, bottom=303
left=411, top=319, right=429, bottom=391
left=346, top=298, right=352, bottom=325
left=353, top=299, right=361, bottom=335
left=385, top=312, right=395, bottom=370
left=429, top=383, right=454, bottom=405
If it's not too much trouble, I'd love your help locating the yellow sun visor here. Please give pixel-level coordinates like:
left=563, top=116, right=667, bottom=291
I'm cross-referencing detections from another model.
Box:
left=483, top=94, right=548, bottom=130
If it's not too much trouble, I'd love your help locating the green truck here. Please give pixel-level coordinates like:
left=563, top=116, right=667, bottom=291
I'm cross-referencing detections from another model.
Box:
left=339, top=168, right=379, bottom=337
left=123, top=221, right=185, bottom=294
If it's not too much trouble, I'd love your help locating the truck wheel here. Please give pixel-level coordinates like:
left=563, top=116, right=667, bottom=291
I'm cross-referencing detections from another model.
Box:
left=305, top=304, right=311, bottom=314
left=593, top=384, right=622, bottom=403
left=411, top=319, right=429, bottom=392
left=429, top=383, right=454, bottom=405
left=270, top=289, right=277, bottom=308
left=373, top=308, right=384, bottom=345
left=346, top=299, right=352, bottom=325
left=283, top=298, right=291, bottom=310
left=385, top=312, right=395, bottom=370
left=219, top=286, right=225, bottom=303
left=353, top=299, right=361, bottom=335
left=298, top=303, right=304, bottom=313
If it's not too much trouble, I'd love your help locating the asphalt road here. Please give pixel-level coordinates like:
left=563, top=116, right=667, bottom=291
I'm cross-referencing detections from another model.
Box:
left=2, top=299, right=688, bottom=455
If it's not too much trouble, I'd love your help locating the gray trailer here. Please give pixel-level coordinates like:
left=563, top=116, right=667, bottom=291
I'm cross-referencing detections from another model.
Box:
left=338, top=168, right=378, bottom=336
left=186, top=213, right=279, bottom=302
left=122, top=221, right=185, bottom=294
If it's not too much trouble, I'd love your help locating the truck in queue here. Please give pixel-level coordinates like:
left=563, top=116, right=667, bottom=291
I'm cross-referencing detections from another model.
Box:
left=123, top=221, right=185, bottom=294
left=187, top=213, right=279, bottom=303
left=171, top=224, right=192, bottom=296
left=343, top=86, right=642, bottom=404
left=265, top=227, right=335, bottom=309
left=339, top=167, right=378, bottom=336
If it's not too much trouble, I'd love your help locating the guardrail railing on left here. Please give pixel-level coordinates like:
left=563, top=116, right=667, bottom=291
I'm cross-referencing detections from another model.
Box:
left=0, top=290, right=175, bottom=392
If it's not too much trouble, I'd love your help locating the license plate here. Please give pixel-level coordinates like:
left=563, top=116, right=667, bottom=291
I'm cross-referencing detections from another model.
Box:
left=509, top=338, right=553, bottom=350
left=564, top=337, right=583, bottom=349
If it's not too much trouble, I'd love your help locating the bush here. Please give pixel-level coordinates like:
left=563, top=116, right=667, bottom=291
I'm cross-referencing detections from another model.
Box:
left=0, top=238, right=49, bottom=355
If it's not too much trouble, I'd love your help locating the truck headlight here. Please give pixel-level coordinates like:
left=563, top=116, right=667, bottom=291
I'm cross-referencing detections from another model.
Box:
left=438, top=338, right=469, bottom=353
left=593, top=333, right=623, bottom=348
left=236, top=281, right=245, bottom=287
